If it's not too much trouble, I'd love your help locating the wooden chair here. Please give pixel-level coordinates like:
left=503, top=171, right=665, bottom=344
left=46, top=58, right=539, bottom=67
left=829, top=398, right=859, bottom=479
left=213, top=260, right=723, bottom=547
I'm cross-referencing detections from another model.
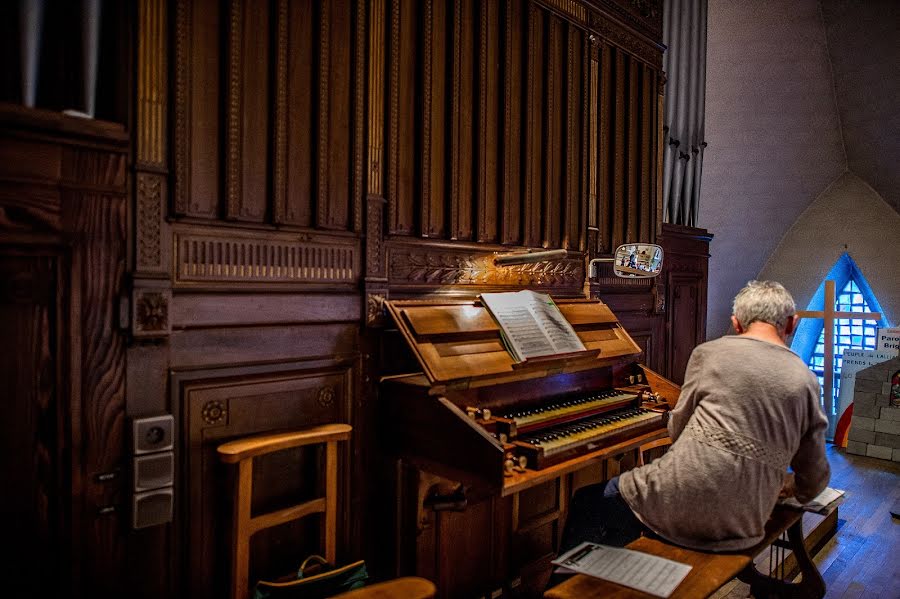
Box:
left=218, top=424, right=436, bottom=599
left=636, top=437, right=672, bottom=466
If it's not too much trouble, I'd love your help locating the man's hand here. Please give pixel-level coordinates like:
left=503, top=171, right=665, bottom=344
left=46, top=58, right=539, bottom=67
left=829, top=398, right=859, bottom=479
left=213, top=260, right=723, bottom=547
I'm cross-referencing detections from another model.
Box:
left=779, top=472, right=796, bottom=499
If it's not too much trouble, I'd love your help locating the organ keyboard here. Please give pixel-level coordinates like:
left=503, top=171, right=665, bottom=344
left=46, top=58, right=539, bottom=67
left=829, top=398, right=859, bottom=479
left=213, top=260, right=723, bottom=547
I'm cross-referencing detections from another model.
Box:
left=381, top=297, right=679, bottom=492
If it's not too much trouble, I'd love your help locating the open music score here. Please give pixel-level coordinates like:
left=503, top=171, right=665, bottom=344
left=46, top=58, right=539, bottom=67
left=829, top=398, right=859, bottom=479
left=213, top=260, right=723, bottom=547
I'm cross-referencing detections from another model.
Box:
left=480, top=290, right=587, bottom=362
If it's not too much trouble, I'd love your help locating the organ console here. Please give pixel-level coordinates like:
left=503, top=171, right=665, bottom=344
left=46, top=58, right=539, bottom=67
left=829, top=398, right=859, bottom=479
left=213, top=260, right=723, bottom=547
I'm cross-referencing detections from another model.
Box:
left=380, top=296, right=682, bottom=596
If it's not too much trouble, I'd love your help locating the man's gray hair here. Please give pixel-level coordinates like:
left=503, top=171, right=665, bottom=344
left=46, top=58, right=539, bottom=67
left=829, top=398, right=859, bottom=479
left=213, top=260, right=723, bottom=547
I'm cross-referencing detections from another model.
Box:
left=732, top=280, right=796, bottom=331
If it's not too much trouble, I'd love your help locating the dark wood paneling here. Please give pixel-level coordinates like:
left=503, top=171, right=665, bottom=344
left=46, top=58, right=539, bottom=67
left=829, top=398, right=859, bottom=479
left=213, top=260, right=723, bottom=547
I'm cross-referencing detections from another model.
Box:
left=388, top=0, right=417, bottom=235
left=180, top=0, right=220, bottom=218
left=421, top=0, right=447, bottom=238
left=320, top=0, right=353, bottom=230
left=565, top=24, right=583, bottom=251
left=226, top=0, right=270, bottom=222
left=0, top=1, right=697, bottom=598
left=598, top=42, right=612, bottom=254
left=281, top=0, right=316, bottom=226
left=477, top=0, right=500, bottom=244
left=450, top=0, right=475, bottom=241
left=544, top=15, right=564, bottom=249
left=0, top=106, right=128, bottom=598
left=500, top=0, right=523, bottom=246
left=523, top=5, right=544, bottom=247
left=0, top=254, right=61, bottom=599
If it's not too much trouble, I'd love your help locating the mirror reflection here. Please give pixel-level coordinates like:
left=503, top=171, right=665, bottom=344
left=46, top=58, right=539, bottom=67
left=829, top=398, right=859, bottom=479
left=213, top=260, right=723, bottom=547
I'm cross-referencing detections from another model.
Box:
left=614, top=243, right=663, bottom=278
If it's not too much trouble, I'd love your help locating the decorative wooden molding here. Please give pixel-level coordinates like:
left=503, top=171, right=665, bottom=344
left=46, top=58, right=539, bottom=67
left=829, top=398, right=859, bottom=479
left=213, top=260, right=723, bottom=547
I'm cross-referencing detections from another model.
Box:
left=565, top=23, right=579, bottom=250
left=173, top=228, right=359, bottom=287
left=543, top=16, right=558, bottom=247
left=365, top=293, right=386, bottom=327
left=317, top=0, right=331, bottom=227
left=420, top=0, right=434, bottom=237
left=387, top=0, right=399, bottom=232
left=273, top=0, right=288, bottom=224
left=449, top=0, right=463, bottom=240
left=371, top=0, right=386, bottom=200
left=542, top=0, right=587, bottom=22
left=365, top=196, right=386, bottom=279
left=137, top=0, right=167, bottom=168
left=173, top=0, right=190, bottom=213
left=133, top=287, right=171, bottom=338
left=386, top=242, right=584, bottom=288
left=536, top=0, right=663, bottom=67
left=524, top=4, right=542, bottom=247
left=588, top=37, right=599, bottom=252
left=136, top=173, right=163, bottom=270
left=353, top=0, right=366, bottom=233
left=225, top=0, right=243, bottom=219
left=588, top=10, right=662, bottom=69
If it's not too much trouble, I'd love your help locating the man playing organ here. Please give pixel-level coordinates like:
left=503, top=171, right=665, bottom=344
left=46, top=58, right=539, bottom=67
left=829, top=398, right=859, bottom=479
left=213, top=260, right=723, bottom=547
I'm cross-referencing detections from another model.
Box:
left=559, top=280, right=830, bottom=553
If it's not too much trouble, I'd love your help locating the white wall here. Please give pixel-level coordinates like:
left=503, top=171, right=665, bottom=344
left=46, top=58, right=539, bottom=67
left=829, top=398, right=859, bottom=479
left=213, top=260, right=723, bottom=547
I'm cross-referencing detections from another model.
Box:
left=699, top=0, right=846, bottom=337
left=758, top=173, right=900, bottom=328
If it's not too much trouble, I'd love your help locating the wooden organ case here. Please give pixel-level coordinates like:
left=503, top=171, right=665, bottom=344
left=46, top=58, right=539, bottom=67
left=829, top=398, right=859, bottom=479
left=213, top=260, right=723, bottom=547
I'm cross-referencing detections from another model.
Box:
left=381, top=297, right=681, bottom=598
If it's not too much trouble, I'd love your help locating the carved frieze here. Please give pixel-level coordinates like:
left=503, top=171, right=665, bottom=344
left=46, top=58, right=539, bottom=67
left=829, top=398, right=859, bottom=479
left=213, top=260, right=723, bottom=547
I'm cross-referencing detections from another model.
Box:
left=387, top=244, right=584, bottom=288
left=173, top=228, right=359, bottom=287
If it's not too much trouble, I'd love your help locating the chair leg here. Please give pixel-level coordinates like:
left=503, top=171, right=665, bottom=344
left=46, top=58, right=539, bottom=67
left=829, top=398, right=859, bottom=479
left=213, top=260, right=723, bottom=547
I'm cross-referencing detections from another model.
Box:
left=736, top=519, right=825, bottom=599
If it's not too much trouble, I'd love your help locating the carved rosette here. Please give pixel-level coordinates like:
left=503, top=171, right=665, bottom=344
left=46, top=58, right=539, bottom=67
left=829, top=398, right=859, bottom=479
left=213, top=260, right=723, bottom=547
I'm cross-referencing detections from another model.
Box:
left=316, top=386, right=336, bottom=409
left=201, top=400, right=228, bottom=426
left=132, top=288, right=171, bottom=338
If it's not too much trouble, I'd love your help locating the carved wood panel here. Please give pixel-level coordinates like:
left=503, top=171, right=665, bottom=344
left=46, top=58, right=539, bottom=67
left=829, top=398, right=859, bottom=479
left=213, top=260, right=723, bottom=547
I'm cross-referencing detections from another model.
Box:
left=173, top=0, right=363, bottom=231
left=0, top=254, right=62, bottom=599
left=0, top=106, right=129, bottom=598
left=173, top=361, right=356, bottom=599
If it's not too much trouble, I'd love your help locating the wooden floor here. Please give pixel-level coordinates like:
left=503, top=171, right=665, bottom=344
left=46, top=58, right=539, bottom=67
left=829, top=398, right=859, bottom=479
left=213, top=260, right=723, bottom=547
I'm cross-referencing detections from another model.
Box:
left=713, top=445, right=900, bottom=598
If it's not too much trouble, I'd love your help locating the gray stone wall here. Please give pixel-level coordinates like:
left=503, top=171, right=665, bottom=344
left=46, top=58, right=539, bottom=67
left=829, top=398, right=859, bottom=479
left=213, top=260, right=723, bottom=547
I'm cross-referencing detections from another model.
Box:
left=846, top=356, right=900, bottom=461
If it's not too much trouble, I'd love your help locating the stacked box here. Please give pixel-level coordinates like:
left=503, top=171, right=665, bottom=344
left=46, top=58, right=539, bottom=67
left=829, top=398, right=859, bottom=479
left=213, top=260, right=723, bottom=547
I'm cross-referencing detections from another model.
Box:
left=846, top=356, right=900, bottom=461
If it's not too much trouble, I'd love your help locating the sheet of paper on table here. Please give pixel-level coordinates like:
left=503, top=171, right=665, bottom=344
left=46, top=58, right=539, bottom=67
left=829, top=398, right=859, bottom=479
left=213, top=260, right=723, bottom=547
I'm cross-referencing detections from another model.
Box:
left=779, top=486, right=845, bottom=514
left=552, top=542, right=692, bottom=598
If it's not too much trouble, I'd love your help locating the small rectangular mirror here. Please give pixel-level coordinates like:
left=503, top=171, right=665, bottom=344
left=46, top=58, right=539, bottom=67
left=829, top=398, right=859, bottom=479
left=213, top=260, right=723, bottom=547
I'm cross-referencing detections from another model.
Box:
left=614, top=244, right=663, bottom=278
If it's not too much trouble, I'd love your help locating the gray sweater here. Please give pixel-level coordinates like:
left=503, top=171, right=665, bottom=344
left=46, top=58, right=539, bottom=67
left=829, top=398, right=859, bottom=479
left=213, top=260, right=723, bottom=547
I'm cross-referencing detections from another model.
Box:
left=619, top=335, right=830, bottom=551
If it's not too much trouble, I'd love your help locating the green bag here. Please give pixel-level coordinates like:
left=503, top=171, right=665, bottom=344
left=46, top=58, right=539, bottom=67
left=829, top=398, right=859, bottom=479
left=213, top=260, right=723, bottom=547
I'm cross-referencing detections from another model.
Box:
left=253, top=555, right=369, bottom=599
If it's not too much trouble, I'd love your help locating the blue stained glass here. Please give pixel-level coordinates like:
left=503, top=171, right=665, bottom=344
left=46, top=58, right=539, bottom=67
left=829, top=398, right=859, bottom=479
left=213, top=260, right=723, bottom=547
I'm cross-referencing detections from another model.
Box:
left=806, top=279, right=879, bottom=416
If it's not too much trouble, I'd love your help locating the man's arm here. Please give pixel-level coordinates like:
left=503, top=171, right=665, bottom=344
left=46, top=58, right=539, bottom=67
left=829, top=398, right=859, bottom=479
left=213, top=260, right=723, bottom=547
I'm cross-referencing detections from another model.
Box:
left=667, top=346, right=706, bottom=442
left=791, top=394, right=830, bottom=504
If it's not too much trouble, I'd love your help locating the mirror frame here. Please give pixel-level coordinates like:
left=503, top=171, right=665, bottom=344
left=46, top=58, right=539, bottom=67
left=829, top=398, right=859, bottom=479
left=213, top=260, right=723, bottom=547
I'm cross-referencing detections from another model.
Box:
left=612, top=243, right=664, bottom=279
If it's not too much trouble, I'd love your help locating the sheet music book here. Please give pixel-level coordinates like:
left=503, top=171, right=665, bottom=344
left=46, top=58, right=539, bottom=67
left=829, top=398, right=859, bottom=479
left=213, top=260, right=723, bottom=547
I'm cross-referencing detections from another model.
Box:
left=552, top=542, right=692, bottom=598
left=780, top=486, right=845, bottom=514
left=479, top=290, right=586, bottom=362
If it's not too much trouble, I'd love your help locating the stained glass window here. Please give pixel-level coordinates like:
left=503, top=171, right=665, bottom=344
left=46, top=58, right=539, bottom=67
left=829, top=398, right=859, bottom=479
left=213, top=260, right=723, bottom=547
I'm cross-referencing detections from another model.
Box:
left=806, top=280, right=879, bottom=415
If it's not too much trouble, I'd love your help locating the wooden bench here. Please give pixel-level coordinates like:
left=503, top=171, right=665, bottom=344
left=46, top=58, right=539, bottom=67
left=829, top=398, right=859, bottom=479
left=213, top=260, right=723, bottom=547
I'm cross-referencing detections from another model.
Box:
left=545, top=505, right=830, bottom=599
